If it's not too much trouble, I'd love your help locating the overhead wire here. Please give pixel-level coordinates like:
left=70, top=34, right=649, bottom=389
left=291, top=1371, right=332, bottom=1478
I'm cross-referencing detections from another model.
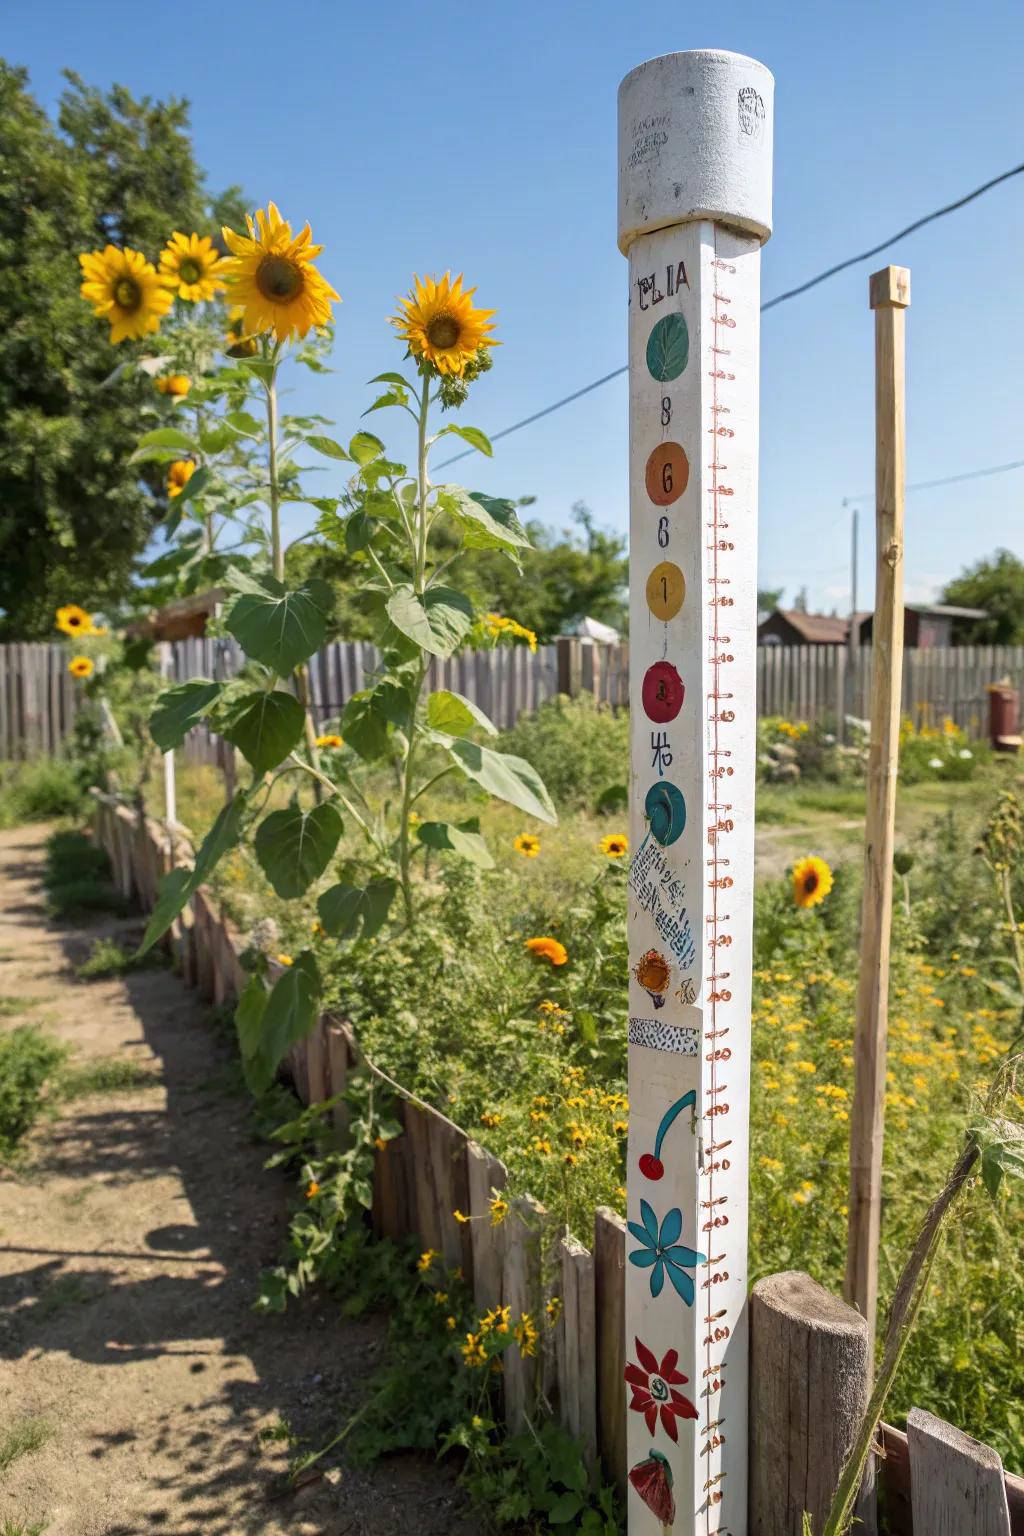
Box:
left=434, top=161, right=1024, bottom=469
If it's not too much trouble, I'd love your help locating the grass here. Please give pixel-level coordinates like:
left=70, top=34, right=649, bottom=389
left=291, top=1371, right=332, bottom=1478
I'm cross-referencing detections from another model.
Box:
left=0, top=755, right=86, bottom=830
left=61, top=1057, right=155, bottom=1098
left=0, top=1026, right=66, bottom=1160
left=43, top=829, right=125, bottom=920
left=74, top=937, right=165, bottom=980
left=31, top=1274, right=92, bottom=1322
left=0, top=1416, right=53, bottom=1472
left=0, top=997, right=45, bottom=1019
left=1, top=1522, right=47, bottom=1536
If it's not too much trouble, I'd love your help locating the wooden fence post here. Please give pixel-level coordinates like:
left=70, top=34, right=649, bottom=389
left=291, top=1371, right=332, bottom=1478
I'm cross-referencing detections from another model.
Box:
left=594, top=1206, right=627, bottom=1497
left=845, top=265, right=910, bottom=1350
left=749, top=1270, right=872, bottom=1536
left=907, top=1408, right=1011, bottom=1536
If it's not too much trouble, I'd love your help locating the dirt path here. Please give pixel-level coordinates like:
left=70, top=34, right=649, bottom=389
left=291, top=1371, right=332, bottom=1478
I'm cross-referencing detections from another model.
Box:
left=0, top=824, right=474, bottom=1536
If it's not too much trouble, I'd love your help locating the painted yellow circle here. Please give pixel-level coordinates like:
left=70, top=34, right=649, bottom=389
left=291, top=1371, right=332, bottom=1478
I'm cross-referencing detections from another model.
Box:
left=646, top=561, right=686, bottom=621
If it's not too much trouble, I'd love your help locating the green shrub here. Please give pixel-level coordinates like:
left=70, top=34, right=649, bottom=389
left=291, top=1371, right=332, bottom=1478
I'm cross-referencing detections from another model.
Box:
left=75, top=936, right=164, bottom=979
left=0, top=1026, right=66, bottom=1158
left=43, top=828, right=124, bottom=918
left=496, top=693, right=628, bottom=812
left=0, top=756, right=87, bottom=828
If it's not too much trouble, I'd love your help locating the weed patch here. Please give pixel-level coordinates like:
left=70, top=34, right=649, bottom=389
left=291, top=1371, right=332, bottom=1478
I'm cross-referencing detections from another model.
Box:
left=61, top=1057, right=155, bottom=1098
left=0, top=1416, right=53, bottom=1472
left=43, top=830, right=124, bottom=919
left=0, top=1026, right=66, bottom=1158
left=74, top=937, right=164, bottom=980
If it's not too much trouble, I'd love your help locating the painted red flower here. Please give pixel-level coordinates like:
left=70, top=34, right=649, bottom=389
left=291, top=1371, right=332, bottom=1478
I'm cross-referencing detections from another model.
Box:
left=624, top=1336, right=698, bottom=1443
left=629, top=1449, right=676, bottom=1525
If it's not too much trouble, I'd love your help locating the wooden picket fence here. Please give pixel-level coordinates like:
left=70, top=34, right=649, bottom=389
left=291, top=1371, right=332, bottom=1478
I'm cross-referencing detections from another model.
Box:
left=5, top=639, right=1022, bottom=760
left=89, top=789, right=1024, bottom=1533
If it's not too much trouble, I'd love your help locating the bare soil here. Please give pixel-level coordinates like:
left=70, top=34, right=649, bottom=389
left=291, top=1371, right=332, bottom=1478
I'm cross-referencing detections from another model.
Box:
left=0, top=824, right=476, bottom=1536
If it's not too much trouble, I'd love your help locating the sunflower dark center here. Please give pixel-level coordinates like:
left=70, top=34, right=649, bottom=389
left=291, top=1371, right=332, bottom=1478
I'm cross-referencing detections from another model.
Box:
left=114, top=277, right=141, bottom=312
left=426, top=313, right=460, bottom=349
left=179, top=258, right=202, bottom=284
left=803, top=871, right=819, bottom=893
left=257, top=255, right=304, bottom=303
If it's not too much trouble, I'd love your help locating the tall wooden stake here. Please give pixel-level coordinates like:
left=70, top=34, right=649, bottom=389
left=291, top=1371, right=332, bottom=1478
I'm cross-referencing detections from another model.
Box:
left=618, top=51, right=773, bottom=1535
left=845, top=265, right=911, bottom=1354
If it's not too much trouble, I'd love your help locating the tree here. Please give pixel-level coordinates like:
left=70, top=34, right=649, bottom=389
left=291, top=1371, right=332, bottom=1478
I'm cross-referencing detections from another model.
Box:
left=0, top=63, right=243, bottom=637
left=942, top=549, right=1024, bottom=644
left=757, top=585, right=784, bottom=614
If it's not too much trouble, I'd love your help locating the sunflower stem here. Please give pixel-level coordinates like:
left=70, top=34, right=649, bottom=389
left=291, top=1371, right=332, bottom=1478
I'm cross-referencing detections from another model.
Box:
left=396, top=372, right=434, bottom=928
left=265, top=345, right=283, bottom=582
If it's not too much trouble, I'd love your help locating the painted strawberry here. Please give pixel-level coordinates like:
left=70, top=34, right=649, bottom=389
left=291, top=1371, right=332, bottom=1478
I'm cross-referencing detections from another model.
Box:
left=625, top=1337, right=698, bottom=1442
left=629, top=1447, right=676, bottom=1528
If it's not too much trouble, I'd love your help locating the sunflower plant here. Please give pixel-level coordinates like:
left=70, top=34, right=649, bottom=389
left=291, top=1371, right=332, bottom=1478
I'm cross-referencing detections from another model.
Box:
left=130, top=208, right=554, bottom=1098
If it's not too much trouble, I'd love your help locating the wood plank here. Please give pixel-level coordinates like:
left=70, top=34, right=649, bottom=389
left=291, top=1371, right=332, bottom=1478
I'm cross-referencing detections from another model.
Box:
left=372, top=1095, right=410, bottom=1242
left=908, top=1407, right=1011, bottom=1536
left=324, top=1021, right=350, bottom=1137
left=403, top=1102, right=443, bottom=1255
left=466, top=1141, right=507, bottom=1314
left=305, top=1017, right=328, bottom=1103
left=559, top=1233, right=597, bottom=1472
left=502, top=1195, right=545, bottom=1433
left=593, top=1205, right=627, bottom=1495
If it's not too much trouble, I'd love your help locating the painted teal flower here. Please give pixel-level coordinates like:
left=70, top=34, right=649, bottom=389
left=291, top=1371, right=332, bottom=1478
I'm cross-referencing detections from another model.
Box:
left=627, top=1199, right=705, bottom=1305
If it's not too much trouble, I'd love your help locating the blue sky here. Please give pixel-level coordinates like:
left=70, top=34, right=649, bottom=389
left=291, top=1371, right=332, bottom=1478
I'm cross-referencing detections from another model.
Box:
left=8, top=0, right=1024, bottom=612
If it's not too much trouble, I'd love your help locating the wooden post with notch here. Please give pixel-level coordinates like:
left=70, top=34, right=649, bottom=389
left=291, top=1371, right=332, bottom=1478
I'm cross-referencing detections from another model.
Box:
left=845, top=265, right=910, bottom=1353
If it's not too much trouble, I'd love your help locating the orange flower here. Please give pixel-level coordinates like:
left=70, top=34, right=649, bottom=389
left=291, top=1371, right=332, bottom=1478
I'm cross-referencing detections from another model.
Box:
left=525, top=936, right=568, bottom=966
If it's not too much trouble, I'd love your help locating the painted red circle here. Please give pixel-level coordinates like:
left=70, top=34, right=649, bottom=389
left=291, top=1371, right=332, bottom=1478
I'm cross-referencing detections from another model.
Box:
left=642, top=661, right=684, bottom=723
left=639, top=1154, right=664, bottom=1181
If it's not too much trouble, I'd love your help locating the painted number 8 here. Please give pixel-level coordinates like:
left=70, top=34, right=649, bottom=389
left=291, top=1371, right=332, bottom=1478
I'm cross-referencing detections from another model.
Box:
left=661, top=396, right=672, bottom=426
left=657, top=516, right=669, bottom=548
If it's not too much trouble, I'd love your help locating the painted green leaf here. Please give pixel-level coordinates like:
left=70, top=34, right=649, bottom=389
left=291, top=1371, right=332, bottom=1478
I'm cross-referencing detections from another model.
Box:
left=254, top=802, right=343, bottom=899
left=317, top=878, right=398, bottom=942
left=138, top=794, right=246, bottom=955
left=435, top=424, right=493, bottom=457
left=223, top=690, right=305, bottom=773
left=225, top=574, right=331, bottom=674
left=306, top=434, right=351, bottom=460
left=349, top=431, right=385, bottom=465
left=425, top=690, right=497, bottom=738
left=645, top=312, right=689, bottom=382
left=149, top=679, right=221, bottom=752
left=416, top=819, right=494, bottom=868
left=262, top=952, right=321, bottom=1075
left=235, top=975, right=273, bottom=1096
left=441, top=737, right=557, bottom=825
left=386, top=584, right=473, bottom=659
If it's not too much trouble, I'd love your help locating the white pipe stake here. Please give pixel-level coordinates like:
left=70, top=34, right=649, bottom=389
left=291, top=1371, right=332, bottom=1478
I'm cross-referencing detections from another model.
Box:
left=618, top=50, right=773, bottom=1536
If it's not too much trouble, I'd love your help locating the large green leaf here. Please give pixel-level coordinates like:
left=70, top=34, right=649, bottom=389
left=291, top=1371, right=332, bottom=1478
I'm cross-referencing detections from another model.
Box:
left=149, top=679, right=221, bottom=752
left=441, top=737, right=557, bottom=825
left=340, top=688, right=391, bottom=760
left=130, top=426, right=196, bottom=461
left=168, top=465, right=210, bottom=508
left=318, top=877, right=398, bottom=942
left=225, top=409, right=263, bottom=438
left=349, top=431, right=385, bottom=465
left=425, top=689, right=497, bottom=738
left=138, top=794, right=246, bottom=955
left=386, top=584, right=473, bottom=659
left=306, top=434, right=351, bottom=460
left=262, top=952, right=321, bottom=1076
left=223, top=690, right=305, bottom=773
left=437, top=487, right=531, bottom=553
left=235, top=975, right=273, bottom=1096
left=225, top=573, right=331, bottom=674
left=254, top=802, right=343, bottom=898
left=416, top=819, right=494, bottom=869
left=434, top=423, right=493, bottom=457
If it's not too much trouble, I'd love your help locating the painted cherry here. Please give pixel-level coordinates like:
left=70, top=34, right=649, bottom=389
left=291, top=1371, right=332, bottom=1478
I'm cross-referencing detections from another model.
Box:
left=639, top=1153, right=664, bottom=1181
left=638, top=1092, right=696, bottom=1182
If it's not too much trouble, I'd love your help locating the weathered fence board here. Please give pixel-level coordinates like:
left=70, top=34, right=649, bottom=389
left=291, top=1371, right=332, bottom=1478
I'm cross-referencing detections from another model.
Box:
left=908, top=1407, right=1012, bottom=1536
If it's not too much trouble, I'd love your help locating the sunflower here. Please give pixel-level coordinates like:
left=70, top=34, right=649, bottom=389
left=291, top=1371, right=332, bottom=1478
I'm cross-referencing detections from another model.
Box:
left=159, top=232, right=228, bottom=302
left=221, top=203, right=339, bottom=342
left=68, top=656, right=94, bottom=679
left=390, top=272, right=498, bottom=376
left=55, top=604, right=92, bottom=637
left=167, top=460, right=196, bottom=499
left=156, top=374, right=191, bottom=398
left=315, top=733, right=343, bottom=749
left=514, top=833, right=541, bottom=858
left=793, top=855, right=833, bottom=909
left=525, top=936, right=568, bottom=966
left=224, top=305, right=260, bottom=357
left=78, top=245, right=174, bottom=343
left=599, top=833, right=629, bottom=858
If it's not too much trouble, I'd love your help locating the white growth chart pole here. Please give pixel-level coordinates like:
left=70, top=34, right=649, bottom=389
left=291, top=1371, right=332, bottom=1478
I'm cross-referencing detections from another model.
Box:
left=618, top=52, right=773, bottom=1536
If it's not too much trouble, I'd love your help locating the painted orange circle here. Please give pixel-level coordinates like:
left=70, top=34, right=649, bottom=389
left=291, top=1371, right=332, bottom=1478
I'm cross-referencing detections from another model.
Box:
left=646, top=561, right=685, bottom=621
left=645, top=441, right=689, bottom=506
